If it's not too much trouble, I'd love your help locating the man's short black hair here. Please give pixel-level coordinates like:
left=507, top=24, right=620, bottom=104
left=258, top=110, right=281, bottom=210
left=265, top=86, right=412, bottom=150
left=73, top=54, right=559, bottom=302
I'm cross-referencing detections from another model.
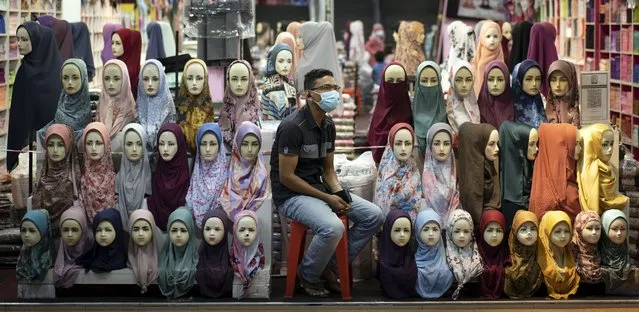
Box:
left=304, top=69, right=334, bottom=91
left=374, top=51, right=385, bottom=62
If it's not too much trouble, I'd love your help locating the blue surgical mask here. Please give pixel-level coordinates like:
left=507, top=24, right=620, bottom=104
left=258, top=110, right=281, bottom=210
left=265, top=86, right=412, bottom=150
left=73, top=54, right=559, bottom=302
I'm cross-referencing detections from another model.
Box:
left=313, top=90, right=340, bottom=113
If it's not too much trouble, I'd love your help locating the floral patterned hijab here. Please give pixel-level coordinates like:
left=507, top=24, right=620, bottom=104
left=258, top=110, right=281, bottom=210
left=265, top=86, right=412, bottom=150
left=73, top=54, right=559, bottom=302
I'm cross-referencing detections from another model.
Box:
left=136, top=59, right=177, bottom=149
left=504, top=210, right=542, bottom=299
left=422, top=123, right=458, bottom=224
left=546, top=60, right=580, bottom=128
left=446, top=61, right=480, bottom=133
left=176, top=59, right=215, bottom=152
left=231, top=211, right=265, bottom=293
left=445, top=209, right=483, bottom=300
left=80, top=122, right=116, bottom=223
left=16, top=210, right=53, bottom=282
left=220, top=60, right=260, bottom=144
left=571, top=211, right=602, bottom=283
left=512, top=60, right=547, bottom=128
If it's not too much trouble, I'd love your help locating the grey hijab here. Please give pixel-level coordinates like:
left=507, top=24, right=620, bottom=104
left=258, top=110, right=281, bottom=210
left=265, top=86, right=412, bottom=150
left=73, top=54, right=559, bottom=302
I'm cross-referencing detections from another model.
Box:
left=53, top=58, right=93, bottom=132
left=296, top=21, right=343, bottom=91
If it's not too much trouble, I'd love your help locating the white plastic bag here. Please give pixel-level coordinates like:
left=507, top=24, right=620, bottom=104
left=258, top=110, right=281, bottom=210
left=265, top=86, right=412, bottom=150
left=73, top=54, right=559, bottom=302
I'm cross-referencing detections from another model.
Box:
left=334, top=151, right=377, bottom=202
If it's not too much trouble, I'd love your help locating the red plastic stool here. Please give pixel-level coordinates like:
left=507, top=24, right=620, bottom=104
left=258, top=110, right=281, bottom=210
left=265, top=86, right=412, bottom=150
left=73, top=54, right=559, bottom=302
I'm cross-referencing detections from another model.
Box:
left=284, top=215, right=351, bottom=300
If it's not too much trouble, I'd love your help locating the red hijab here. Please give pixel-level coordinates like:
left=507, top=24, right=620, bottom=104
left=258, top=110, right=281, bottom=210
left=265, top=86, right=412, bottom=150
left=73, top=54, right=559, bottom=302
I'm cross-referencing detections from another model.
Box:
left=113, top=28, right=142, bottom=99
left=478, top=209, right=509, bottom=299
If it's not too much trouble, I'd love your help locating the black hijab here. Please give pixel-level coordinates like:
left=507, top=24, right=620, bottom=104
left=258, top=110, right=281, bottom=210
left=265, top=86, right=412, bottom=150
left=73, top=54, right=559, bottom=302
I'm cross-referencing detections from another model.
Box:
left=70, top=22, right=95, bottom=81
left=508, top=21, right=533, bottom=73
left=196, top=209, right=234, bottom=298
left=81, top=208, right=128, bottom=273
left=378, top=209, right=417, bottom=299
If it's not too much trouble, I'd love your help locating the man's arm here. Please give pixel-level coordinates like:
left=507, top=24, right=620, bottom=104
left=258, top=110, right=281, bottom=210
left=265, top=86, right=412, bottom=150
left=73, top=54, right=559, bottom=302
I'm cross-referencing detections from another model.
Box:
left=279, top=153, right=331, bottom=202
left=322, top=151, right=342, bottom=193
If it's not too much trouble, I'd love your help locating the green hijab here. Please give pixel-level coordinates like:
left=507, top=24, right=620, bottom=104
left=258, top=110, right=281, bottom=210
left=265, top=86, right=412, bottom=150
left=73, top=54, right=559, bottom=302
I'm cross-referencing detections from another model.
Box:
left=16, top=210, right=53, bottom=281
left=412, top=61, right=446, bottom=152
left=499, top=120, right=534, bottom=226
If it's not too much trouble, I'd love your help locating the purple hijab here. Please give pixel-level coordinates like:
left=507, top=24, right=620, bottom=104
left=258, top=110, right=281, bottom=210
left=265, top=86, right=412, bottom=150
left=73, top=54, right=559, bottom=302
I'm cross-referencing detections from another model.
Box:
left=196, top=209, right=234, bottom=298
left=146, top=22, right=166, bottom=60
left=53, top=205, right=93, bottom=288
left=37, top=15, right=74, bottom=61
left=378, top=210, right=417, bottom=299
left=478, top=60, right=515, bottom=129
left=527, top=23, right=558, bottom=97
left=101, top=23, right=123, bottom=64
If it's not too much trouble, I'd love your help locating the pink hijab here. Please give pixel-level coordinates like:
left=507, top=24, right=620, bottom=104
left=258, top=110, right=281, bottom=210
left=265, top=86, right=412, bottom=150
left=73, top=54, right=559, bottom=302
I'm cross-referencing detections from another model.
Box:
left=80, top=122, right=116, bottom=223
left=53, top=205, right=93, bottom=288
left=127, top=209, right=159, bottom=294
left=472, top=21, right=505, bottom=95
left=286, top=22, right=303, bottom=64
left=219, top=60, right=260, bottom=144
left=231, top=210, right=265, bottom=287
left=97, top=59, right=136, bottom=139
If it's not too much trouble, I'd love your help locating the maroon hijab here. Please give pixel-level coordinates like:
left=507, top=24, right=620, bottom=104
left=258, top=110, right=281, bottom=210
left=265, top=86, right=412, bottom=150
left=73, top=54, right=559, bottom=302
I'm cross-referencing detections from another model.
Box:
left=478, top=209, right=509, bottom=299
left=148, top=123, right=190, bottom=231
left=527, top=23, right=558, bottom=97
left=113, top=28, right=142, bottom=99
left=478, top=60, right=515, bottom=129
left=368, top=62, right=413, bottom=164
left=37, top=15, right=74, bottom=61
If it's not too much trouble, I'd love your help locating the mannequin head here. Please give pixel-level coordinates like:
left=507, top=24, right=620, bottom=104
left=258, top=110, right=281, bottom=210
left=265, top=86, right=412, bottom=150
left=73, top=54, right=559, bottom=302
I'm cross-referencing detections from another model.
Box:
left=574, top=130, right=583, bottom=161
left=483, top=26, right=501, bottom=51
left=275, top=50, right=293, bottom=76
left=20, top=220, right=41, bottom=247
left=85, top=130, right=106, bottom=161
left=485, top=130, right=499, bottom=161
left=454, top=67, right=473, bottom=98
left=228, top=62, right=250, bottom=97
left=159, top=131, right=178, bottom=161
left=103, top=63, right=123, bottom=96
left=17, top=26, right=32, bottom=55
left=390, top=217, right=411, bottom=247
left=111, top=33, right=124, bottom=58
left=522, top=67, right=542, bottom=96
left=582, top=220, right=602, bottom=245
left=487, top=67, right=506, bottom=96
left=392, top=128, right=413, bottom=162
left=141, top=63, right=160, bottom=96
left=200, top=132, right=220, bottom=162
left=235, top=215, right=258, bottom=247
left=296, top=35, right=304, bottom=50
left=240, top=133, right=260, bottom=162
left=46, top=134, right=66, bottom=162
left=420, top=220, right=441, bottom=247
left=169, top=221, right=190, bottom=247
left=607, top=217, right=628, bottom=245
left=527, top=128, right=539, bottom=161
left=124, top=130, right=143, bottom=162
left=550, top=221, right=571, bottom=248
left=600, top=130, right=614, bottom=163
left=451, top=219, right=472, bottom=248
left=483, top=221, right=504, bottom=247
left=549, top=70, right=569, bottom=97
left=60, top=219, right=82, bottom=247
left=419, top=66, right=439, bottom=87
left=61, top=63, right=82, bottom=95
left=131, top=219, right=153, bottom=247
left=95, top=220, right=116, bottom=247
left=431, top=130, right=452, bottom=162
left=516, top=221, right=538, bottom=246
left=203, top=217, right=225, bottom=246
left=384, top=64, right=405, bottom=83
left=502, top=22, right=512, bottom=41
left=184, top=63, right=206, bottom=96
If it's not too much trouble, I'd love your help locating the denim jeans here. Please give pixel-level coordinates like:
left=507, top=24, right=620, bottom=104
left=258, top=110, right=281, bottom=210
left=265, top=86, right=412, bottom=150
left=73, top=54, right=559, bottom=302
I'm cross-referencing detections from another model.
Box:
left=278, top=193, right=384, bottom=284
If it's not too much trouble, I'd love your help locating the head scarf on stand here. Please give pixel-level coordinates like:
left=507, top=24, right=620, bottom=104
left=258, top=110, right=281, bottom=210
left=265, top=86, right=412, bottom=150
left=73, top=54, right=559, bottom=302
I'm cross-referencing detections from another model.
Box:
left=137, top=59, right=177, bottom=149
left=16, top=210, right=53, bottom=282
left=231, top=211, right=265, bottom=290
left=571, top=211, right=603, bottom=283
left=101, top=23, right=123, bottom=64
left=80, top=122, right=116, bottom=223
left=374, top=123, right=424, bottom=220
left=537, top=211, right=580, bottom=299
left=477, top=210, right=509, bottom=299
left=504, top=210, right=543, bottom=299
left=446, top=61, right=480, bottom=133
left=261, top=44, right=298, bottom=121
left=116, top=124, right=152, bottom=227
left=145, top=22, right=166, bottom=60
left=53, top=205, right=93, bottom=288
left=37, top=15, right=74, bottom=61
left=70, top=22, right=95, bottom=81
left=368, top=62, right=413, bottom=164
left=412, top=61, right=447, bottom=151
left=175, top=59, right=215, bottom=152
left=348, top=20, right=367, bottom=65
left=394, top=21, right=425, bottom=77
left=157, top=21, right=176, bottom=57
left=296, top=21, right=343, bottom=91
left=148, top=124, right=190, bottom=231
left=508, top=21, right=533, bottom=73
left=577, top=124, right=629, bottom=214
left=50, top=58, right=93, bottom=135
left=546, top=60, right=581, bottom=128
left=445, top=209, right=484, bottom=300
left=599, top=209, right=632, bottom=290
left=220, top=60, right=260, bottom=145
left=477, top=60, right=514, bottom=129
left=422, top=123, right=459, bottom=223
left=512, top=60, right=547, bottom=128
left=274, top=31, right=298, bottom=79
left=442, top=21, right=475, bottom=92
left=457, top=123, right=500, bottom=225
left=196, top=209, right=234, bottom=298
left=286, top=22, right=303, bottom=64
left=159, top=207, right=199, bottom=299
left=527, top=22, right=559, bottom=97
left=128, top=210, right=160, bottom=294
left=530, top=124, right=581, bottom=221
left=378, top=210, right=417, bottom=299
left=472, top=21, right=505, bottom=95
left=414, top=209, right=453, bottom=298
left=187, top=123, right=229, bottom=227
left=220, top=122, right=270, bottom=222
left=365, top=23, right=385, bottom=66
left=97, top=59, right=136, bottom=139
left=82, top=208, right=128, bottom=273
left=114, top=28, right=142, bottom=98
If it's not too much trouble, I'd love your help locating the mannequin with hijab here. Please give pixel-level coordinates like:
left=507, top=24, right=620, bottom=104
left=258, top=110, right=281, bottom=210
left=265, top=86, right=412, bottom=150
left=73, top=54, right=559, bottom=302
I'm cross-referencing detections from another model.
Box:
left=296, top=21, right=343, bottom=91
left=504, top=210, right=543, bottom=299
left=53, top=205, right=93, bottom=288
left=445, top=209, right=484, bottom=300
left=159, top=207, right=198, bottom=299
left=112, top=28, right=142, bottom=98
left=422, top=123, right=459, bottom=223
left=472, top=21, right=505, bottom=95
left=16, top=210, right=53, bottom=282
left=220, top=60, right=260, bottom=145
left=530, top=124, right=581, bottom=221
left=368, top=62, right=413, bottom=165
left=197, top=209, right=234, bottom=298
left=571, top=211, right=603, bottom=284
left=501, top=22, right=512, bottom=61
left=537, top=211, right=580, bottom=299
left=101, top=23, right=123, bottom=64
left=275, top=32, right=298, bottom=80
left=394, top=21, right=425, bottom=77
left=378, top=210, right=417, bottom=299
left=508, top=21, right=533, bottom=73
left=286, top=22, right=303, bottom=63
left=412, top=61, right=446, bottom=154
left=175, top=59, right=215, bottom=152
left=80, top=122, right=116, bottom=223
left=578, top=124, right=628, bottom=214
left=446, top=61, right=480, bottom=133
left=414, top=209, right=453, bottom=298
left=478, top=210, right=509, bottom=299
left=137, top=59, right=177, bottom=151
left=457, top=123, right=500, bottom=225
left=82, top=208, right=127, bottom=273
left=145, top=22, right=166, bottom=60
left=348, top=20, right=367, bottom=65
left=97, top=59, right=136, bottom=145
left=442, top=21, right=475, bottom=92
left=231, top=211, right=265, bottom=294
left=70, top=22, right=95, bottom=81
left=262, top=44, right=298, bottom=120
left=374, top=123, right=424, bottom=220
left=128, top=210, right=160, bottom=294
left=512, top=60, right=547, bottom=128
left=477, top=60, right=514, bottom=129
left=527, top=22, right=559, bottom=97
left=547, top=60, right=581, bottom=128
left=599, top=209, right=633, bottom=290
left=36, top=15, right=74, bottom=60
left=366, top=23, right=385, bottom=67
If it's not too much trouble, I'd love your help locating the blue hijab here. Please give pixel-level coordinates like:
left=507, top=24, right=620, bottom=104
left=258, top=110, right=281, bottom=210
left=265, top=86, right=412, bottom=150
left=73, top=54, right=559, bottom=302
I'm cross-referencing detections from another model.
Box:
left=512, top=60, right=547, bottom=128
left=414, top=209, right=453, bottom=298
left=16, top=210, right=53, bottom=281
left=146, top=22, right=166, bottom=60
left=266, top=43, right=293, bottom=76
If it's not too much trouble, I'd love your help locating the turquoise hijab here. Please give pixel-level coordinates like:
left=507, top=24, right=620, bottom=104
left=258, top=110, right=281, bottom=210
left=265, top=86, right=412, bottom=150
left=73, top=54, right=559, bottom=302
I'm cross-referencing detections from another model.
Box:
left=16, top=210, right=53, bottom=281
left=414, top=209, right=453, bottom=298
left=412, top=61, right=446, bottom=153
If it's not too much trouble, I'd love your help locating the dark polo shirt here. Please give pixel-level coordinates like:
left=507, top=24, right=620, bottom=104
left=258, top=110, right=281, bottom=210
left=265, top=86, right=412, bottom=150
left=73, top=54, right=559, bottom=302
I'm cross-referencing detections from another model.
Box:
left=270, top=105, right=336, bottom=207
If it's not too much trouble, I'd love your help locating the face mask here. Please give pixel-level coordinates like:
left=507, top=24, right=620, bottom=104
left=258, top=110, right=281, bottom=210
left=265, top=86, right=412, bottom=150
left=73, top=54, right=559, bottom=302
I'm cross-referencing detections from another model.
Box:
left=313, top=90, right=340, bottom=113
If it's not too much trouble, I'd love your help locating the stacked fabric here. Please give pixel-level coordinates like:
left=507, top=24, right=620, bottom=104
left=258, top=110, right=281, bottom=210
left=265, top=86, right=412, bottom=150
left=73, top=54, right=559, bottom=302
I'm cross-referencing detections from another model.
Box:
left=620, top=152, right=639, bottom=265
left=330, top=94, right=356, bottom=158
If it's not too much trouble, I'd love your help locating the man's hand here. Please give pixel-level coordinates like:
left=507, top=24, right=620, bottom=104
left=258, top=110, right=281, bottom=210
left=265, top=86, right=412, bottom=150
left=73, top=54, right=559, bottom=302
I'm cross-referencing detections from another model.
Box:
left=325, top=194, right=350, bottom=215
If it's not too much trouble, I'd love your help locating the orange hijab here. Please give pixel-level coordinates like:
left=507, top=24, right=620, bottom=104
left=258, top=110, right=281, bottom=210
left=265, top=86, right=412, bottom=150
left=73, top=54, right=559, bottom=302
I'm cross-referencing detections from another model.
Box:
left=472, top=21, right=505, bottom=95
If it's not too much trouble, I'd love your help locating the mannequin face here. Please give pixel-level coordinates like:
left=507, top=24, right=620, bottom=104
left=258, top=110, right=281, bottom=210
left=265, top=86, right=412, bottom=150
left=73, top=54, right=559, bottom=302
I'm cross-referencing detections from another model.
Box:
left=420, top=221, right=441, bottom=247
left=483, top=27, right=501, bottom=51
left=392, top=129, right=413, bottom=162
left=124, top=130, right=143, bottom=162
left=608, top=218, right=628, bottom=245
left=240, top=134, right=260, bottom=162
left=484, top=130, right=499, bottom=161
left=522, top=67, right=542, bottom=96
left=516, top=221, right=538, bottom=246
left=487, top=67, right=506, bottom=96
left=184, top=63, right=206, bottom=96
left=159, top=131, right=178, bottom=161
left=417, top=33, right=425, bottom=44
left=550, top=222, right=571, bottom=248
left=549, top=71, right=569, bottom=97
left=527, top=128, right=539, bottom=161
left=229, top=63, right=250, bottom=97
left=95, top=221, right=116, bottom=247
left=582, top=220, right=602, bottom=245
left=390, top=217, right=411, bottom=247
left=600, top=130, right=614, bottom=163
left=203, top=217, right=225, bottom=246
left=46, top=134, right=66, bottom=162
left=454, top=67, right=473, bottom=97
left=169, top=221, right=190, bottom=247
left=574, top=131, right=583, bottom=161
left=483, top=221, right=504, bottom=247
left=452, top=219, right=472, bottom=248
left=419, top=67, right=439, bottom=87
left=200, top=132, right=220, bottom=162
left=20, top=221, right=41, bottom=247
left=61, top=64, right=82, bottom=95
left=85, top=130, right=106, bottom=161
left=103, top=64, right=123, bottom=96
left=502, top=23, right=512, bottom=40
left=384, top=65, right=405, bottom=83
left=235, top=216, right=258, bottom=247
left=17, top=27, right=32, bottom=55
left=61, top=219, right=82, bottom=247
left=142, top=64, right=160, bottom=96
left=275, top=50, right=293, bottom=76
left=112, top=33, right=124, bottom=58
left=431, top=131, right=452, bottom=162
left=131, top=219, right=153, bottom=247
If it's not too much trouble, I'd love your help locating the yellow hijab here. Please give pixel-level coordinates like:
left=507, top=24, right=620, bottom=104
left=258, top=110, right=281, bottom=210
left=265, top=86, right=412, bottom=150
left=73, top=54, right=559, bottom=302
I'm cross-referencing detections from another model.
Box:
left=504, top=210, right=542, bottom=299
left=536, top=211, right=580, bottom=299
left=577, top=124, right=628, bottom=214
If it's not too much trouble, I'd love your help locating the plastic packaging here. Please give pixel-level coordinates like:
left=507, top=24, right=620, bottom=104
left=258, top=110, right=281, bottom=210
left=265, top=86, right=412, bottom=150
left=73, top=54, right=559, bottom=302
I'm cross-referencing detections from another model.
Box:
left=334, top=152, right=377, bottom=202
left=183, top=0, right=255, bottom=39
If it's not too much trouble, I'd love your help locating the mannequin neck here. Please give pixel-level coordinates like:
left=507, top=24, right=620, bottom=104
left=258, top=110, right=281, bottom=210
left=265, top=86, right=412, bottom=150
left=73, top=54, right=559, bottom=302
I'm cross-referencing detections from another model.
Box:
left=551, top=245, right=567, bottom=268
